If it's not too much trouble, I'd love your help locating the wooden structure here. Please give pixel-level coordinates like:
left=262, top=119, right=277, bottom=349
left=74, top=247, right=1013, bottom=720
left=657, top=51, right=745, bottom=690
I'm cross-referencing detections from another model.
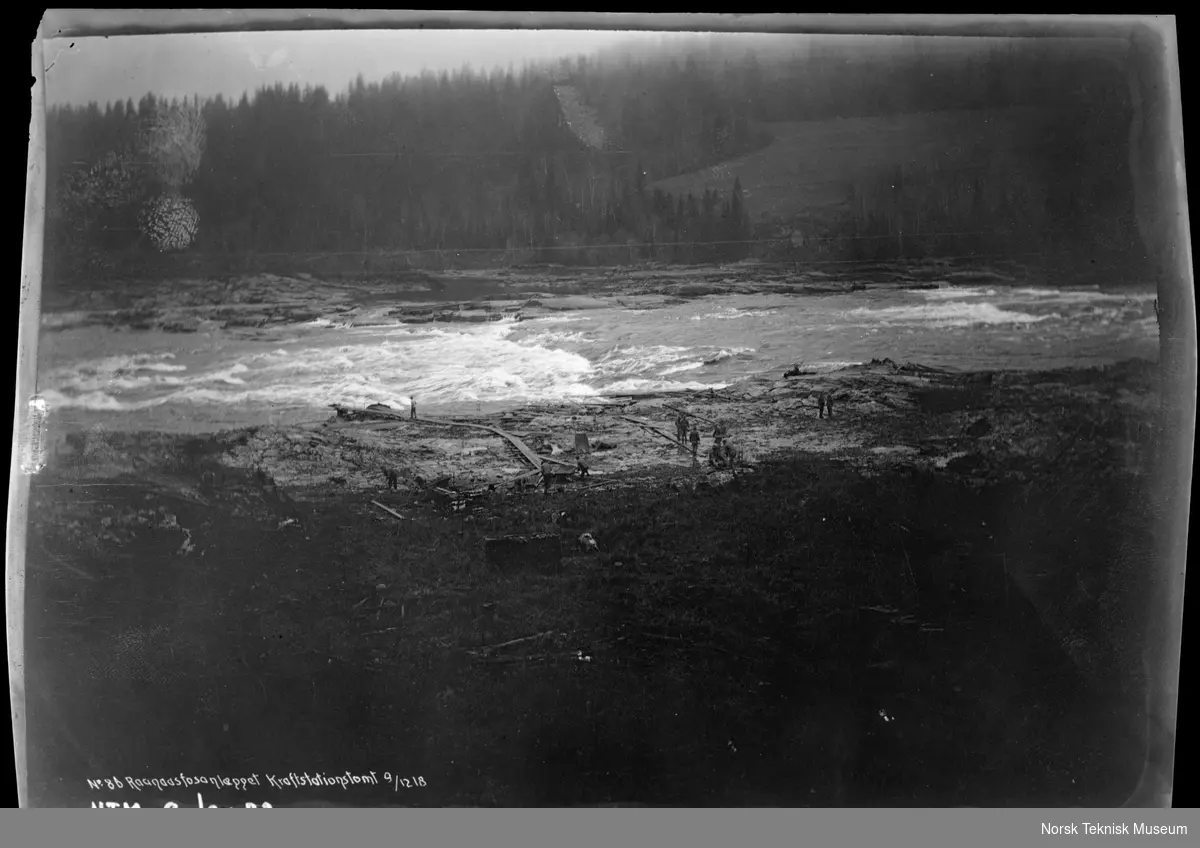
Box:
left=329, top=404, right=576, bottom=476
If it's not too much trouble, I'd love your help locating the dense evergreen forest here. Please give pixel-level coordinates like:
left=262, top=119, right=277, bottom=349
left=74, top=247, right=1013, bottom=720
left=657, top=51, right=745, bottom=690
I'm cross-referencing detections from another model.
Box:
left=45, top=34, right=1142, bottom=279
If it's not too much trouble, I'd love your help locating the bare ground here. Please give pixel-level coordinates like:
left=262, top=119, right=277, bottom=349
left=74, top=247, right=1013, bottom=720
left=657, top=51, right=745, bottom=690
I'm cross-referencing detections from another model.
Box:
left=24, top=357, right=1163, bottom=807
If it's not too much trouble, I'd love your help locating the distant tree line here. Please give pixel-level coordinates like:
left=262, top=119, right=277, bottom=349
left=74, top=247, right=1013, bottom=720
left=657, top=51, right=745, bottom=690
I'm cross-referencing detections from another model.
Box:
left=44, top=35, right=1140, bottom=278
left=806, top=108, right=1139, bottom=266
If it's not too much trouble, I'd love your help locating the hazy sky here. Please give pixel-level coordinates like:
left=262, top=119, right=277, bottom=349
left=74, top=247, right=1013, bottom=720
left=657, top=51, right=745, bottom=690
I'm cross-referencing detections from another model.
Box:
left=43, top=29, right=1125, bottom=110
left=41, top=29, right=674, bottom=108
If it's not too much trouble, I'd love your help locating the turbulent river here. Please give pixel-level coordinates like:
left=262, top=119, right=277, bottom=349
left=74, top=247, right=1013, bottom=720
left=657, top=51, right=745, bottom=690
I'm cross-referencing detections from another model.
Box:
left=37, top=283, right=1159, bottom=433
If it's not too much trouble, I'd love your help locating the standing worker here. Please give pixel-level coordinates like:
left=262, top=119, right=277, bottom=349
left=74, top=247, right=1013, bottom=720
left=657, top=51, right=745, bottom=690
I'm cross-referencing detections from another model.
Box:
left=675, top=411, right=689, bottom=445
left=688, top=423, right=701, bottom=463
left=410, top=395, right=418, bottom=420
left=541, top=459, right=554, bottom=495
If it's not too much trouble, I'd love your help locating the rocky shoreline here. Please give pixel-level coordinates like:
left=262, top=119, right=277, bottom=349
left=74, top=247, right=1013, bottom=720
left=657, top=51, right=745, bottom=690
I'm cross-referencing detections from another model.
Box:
left=211, top=357, right=1161, bottom=501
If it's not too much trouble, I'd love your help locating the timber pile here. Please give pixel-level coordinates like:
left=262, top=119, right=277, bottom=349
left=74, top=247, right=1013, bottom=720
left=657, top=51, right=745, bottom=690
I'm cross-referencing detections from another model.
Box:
left=330, top=404, right=409, bottom=423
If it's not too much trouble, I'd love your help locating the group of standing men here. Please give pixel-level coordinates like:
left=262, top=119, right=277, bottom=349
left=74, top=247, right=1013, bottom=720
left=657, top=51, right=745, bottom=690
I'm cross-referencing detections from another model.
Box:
left=675, top=411, right=701, bottom=457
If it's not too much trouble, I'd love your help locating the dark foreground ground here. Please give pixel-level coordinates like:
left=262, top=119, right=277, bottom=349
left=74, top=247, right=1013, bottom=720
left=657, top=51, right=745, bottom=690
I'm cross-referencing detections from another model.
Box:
left=23, top=359, right=1164, bottom=807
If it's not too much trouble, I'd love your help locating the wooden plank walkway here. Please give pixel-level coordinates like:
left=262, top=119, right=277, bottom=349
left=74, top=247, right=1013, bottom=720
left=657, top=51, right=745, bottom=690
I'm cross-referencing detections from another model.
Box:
left=420, top=416, right=577, bottom=471
left=331, top=405, right=576, bottom=472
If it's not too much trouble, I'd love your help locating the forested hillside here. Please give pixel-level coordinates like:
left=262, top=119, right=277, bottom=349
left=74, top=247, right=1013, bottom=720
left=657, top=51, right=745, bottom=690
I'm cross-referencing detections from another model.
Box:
left=45, top=34, right=1142, bottom=279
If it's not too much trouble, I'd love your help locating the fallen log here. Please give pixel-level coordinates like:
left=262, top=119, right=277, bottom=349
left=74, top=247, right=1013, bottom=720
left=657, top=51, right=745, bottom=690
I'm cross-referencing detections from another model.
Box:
left=706, top=461, right=757, bottom=476
left=601, top=389, right=694, bottom=402
left=330, top=404, right=407, bottom=422
left=468, top=653, right=557, bottom=665
left=370, top=500, right=409, bottom=521
left=475, top=630, right=560, bottom=653
left=617, top=415, right=686, bottom=448
left=577, top=480, right=619, bottom=491
left=899, top=361, right=958, bottom=375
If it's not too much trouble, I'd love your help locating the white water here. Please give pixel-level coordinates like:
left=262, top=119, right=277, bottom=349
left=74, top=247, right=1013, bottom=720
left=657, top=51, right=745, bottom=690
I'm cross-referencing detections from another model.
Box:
left=37, top=283, right=1158, bottom=432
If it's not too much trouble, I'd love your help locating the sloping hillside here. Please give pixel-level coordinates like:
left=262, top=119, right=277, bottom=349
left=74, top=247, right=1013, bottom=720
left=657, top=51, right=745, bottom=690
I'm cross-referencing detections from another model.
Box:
left=650, top=107, right=1064, bottom=226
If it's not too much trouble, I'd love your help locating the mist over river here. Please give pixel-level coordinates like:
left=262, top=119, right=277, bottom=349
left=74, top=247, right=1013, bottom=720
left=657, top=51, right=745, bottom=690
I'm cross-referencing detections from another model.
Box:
left=37, top=283, right=1159, bottom=433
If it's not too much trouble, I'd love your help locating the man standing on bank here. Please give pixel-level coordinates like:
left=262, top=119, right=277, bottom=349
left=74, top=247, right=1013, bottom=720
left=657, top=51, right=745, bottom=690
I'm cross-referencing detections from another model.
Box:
left=410, top=395, right=418, bottom=420
left=675, top=411, right=690, bottom=446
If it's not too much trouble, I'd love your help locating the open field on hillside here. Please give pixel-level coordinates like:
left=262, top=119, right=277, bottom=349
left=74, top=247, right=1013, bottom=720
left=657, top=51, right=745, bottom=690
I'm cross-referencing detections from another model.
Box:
left=651, top=107, right=1060, bottom=225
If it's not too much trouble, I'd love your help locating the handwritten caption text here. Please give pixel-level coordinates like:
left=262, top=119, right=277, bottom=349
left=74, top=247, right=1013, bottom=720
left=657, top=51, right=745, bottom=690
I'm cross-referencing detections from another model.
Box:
left=87, top=771, right=427, bottom=808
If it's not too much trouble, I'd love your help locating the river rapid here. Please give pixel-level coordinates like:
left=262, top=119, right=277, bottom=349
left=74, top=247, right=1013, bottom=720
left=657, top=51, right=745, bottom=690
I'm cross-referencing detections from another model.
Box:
left=36, top=282, right=1159, bottom=434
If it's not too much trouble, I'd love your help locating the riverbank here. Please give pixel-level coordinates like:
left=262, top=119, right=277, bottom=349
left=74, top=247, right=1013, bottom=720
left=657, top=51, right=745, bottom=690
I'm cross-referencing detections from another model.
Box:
left=24, top=358, right=1161, bottom=807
